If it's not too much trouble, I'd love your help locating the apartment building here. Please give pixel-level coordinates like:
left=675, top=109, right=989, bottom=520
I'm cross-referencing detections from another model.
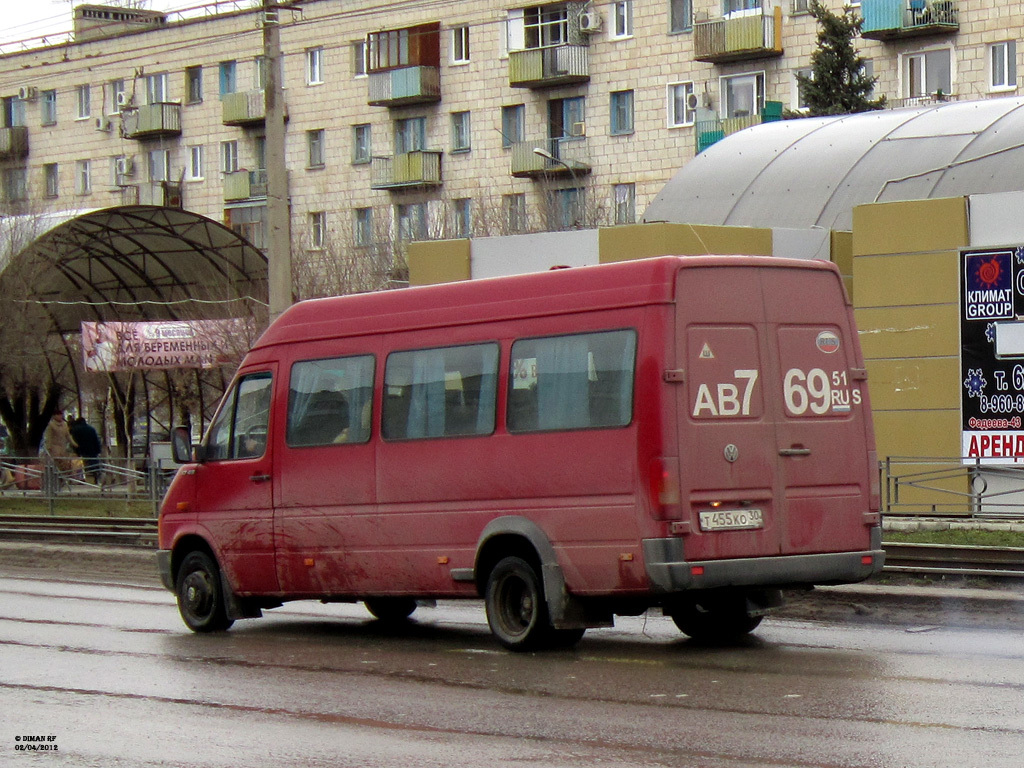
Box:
left=0, top=0, right=1018, bottom=281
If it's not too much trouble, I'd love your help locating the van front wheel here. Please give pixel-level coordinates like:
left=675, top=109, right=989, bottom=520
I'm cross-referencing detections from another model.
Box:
left=176, top=550, right=234, bottom=633
left=485, top=556, right=558, bottom=651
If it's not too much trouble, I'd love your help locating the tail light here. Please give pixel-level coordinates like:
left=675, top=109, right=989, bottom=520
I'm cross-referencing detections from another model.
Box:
left=649, top=457, right=681, bottom=520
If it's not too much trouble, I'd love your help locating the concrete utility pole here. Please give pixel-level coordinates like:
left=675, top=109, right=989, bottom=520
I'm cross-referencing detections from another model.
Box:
left=263, top=0, right=293, bottom=320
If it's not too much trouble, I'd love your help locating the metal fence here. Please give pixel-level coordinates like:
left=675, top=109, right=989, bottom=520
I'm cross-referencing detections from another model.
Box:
left=0, top=454, right=176, bottom=516
left=881, top=456, right=1024, bottom=519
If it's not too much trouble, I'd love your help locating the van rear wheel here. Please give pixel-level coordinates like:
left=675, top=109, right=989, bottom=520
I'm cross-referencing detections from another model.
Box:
left=669, top=596, right=761, bottom=642
left=486, top=556, right=573, bottom=652
left=365, top=598, right=417, bottom=622
left=176, top=550, right=234, bottom=633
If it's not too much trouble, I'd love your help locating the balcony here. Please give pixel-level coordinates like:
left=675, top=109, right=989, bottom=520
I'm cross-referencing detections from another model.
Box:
left=509, top=138, right=591, bottom=179
left=222, top=90, right=265, bottom=126
left=695, top=102, right=783, bottom=154
left=121, top=103, right=181, bottom=140
left=509, top=44, right=589, bottom=89
left=120, top=181, right=183, bottom=207
left=0, top=126, right=29, bottom=160
left=367, top=66, right=441, bottom=107
left=224, top=169, right=268, bottom=201
left=370, top=150, right=442, bottom=190
left=861, top=0, right=958, bottom=41
left=694, top=8, right=783, bottom=64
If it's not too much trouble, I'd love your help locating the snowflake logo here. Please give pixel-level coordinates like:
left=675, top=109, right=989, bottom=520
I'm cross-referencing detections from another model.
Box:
left=1016, top=246, right=1024, bottom=265
left=986, top=323, right=997, bottom=344
left=964, top=369, right=987, bottom=398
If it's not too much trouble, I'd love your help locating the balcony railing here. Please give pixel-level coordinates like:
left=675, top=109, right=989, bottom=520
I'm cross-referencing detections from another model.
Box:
left=120, top=181, right=182, bottom=207
left=509, top=44, right=589, bottom=88
left=121, top=102, right=182, bottom=140
left=509, top=138, right=591, bottom=179
left=0, top=126, right=29, bottom=160
left=367, top=65, right=441, bottom=107
left=694, top=8, right=783, bottom=64
left=370, top=150, right=442, bottom=190
left=890, top=92, right=959, bottom=109
left=224, top=169, right=268, bottom=201
left=222, top=90, right=265, bottom=126
left=861, top=0, right=958, bottom=40
left=695, top=102, right=783, bottom=153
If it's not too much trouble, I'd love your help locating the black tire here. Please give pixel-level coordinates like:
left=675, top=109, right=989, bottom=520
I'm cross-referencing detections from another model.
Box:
left=485, top=556, right=579, bottom=652
left=669, top=596, right=761, bottom=642
left=175, top=550, right=234, bottom=633
left=364, top=597, right=417, bottom=622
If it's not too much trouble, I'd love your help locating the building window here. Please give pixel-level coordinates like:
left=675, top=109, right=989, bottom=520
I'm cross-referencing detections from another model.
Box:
left=451, top=111, right=471, bottom=152
left=613, top=183, right=635, bottom=225
left=186, top=66, right=203, bottom=103
left=990, top=42, right=1017, bottom=91
left=146, top=73, right=168, bottom=105
left=394, top=117, right=426, bottom=154
left=396, top=202, right=428, bottom=241
left=452, top=25, right=470, bottom=64
left=219, top=60, right=237, bottom=96
left=668, top=81, right=695, bottom=127
left=353, top=124, right=371, bottom=164
left=352, top=40, right=368, bottom=77
left=454, top=198, right=472, bottom=238
left=905, top=48, right=952, bottom=99
left=75, top=159, right=91, bottom=195
left=721, top=71, right=765, bottom=118
left=504, top=193, right=526, bottom=233
left=44, top=163, right=59, bottom=198
left=613, top=1, right=633, bottom=38
left=501, top=104, right=525, bottom=148
left=548, top=96, right=585, bottom=142
left=109, top=79, right=126, bottom=113
left=187, top=145, right=204, bottom=180
left=610, top=90, right=634, bottom=135
left=791, top=0, right=810, bottom=13
left=354, top=207, right=373, bottom=246
left=221, top=140, right=238, bottom=173
left=254, top=56, right=267, bottom=90
left=76, top=85, right=91, bottom=119
left=148, top=149, right=171, bottom=182
left=669, top=0, right=692, bottom=33
left=551, top=188, right=584, bottom=230
left=307, top=129, right=325, bottom=168
left=2, top=168, right=27, bottom=203
left=792, top=68, right=812, bottom=111
left=309, top=211, right=326, bottom=249
left=307, top=47, right=324, bottom=85
left=41, top=90, right=57, bottom=126
left=524, top=4, right=568, bottom=49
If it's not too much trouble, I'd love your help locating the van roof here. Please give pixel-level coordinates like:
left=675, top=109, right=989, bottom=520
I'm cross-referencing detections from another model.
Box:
left=255, top=255, right=835, bottom=350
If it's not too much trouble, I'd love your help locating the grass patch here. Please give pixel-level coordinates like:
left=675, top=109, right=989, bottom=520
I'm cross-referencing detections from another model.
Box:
left=884, top=529, right=1024, bottom=548
left=0, top=497, right=156, bottom=519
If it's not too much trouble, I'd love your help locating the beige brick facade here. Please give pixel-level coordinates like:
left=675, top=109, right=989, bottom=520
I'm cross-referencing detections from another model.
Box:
left=0, top=0, right=1018, bottom=282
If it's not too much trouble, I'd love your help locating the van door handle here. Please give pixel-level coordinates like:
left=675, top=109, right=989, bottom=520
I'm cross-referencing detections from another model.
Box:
left=779, top=447, right=811, bottom=457
left=250, top=473, right=271, bottom=483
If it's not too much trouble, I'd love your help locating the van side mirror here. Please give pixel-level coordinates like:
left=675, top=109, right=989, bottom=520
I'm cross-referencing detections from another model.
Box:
left=171, top=426, right=197, bottom=464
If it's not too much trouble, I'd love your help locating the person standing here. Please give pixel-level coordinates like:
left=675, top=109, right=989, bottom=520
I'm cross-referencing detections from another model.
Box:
left=70, top=417, right=104, bottom=484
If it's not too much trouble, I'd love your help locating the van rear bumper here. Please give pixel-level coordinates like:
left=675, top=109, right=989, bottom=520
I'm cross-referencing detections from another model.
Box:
left=642, top=535, right=886, bottom=593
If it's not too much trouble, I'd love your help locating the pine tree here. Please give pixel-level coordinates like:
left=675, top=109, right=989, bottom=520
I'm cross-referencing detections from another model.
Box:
left=796, top=0, right=886, bottom=116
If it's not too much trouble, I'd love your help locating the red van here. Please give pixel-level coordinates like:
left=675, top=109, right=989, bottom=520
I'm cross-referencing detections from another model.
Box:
left=158, top=256, right=882, bottom=650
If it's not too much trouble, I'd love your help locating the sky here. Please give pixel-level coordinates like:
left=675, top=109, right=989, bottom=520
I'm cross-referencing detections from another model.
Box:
left=1, top=1, right=253, bottom=46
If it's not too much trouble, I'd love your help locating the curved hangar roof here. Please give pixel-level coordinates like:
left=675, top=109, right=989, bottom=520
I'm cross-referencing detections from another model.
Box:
left=0, top=206, right=267, bottom=334
left=643, top=97, right=1024, bottom=232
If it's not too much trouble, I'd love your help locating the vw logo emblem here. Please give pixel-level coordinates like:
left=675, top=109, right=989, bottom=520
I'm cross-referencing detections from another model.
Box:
left=723, top=444, right=739, bottom=463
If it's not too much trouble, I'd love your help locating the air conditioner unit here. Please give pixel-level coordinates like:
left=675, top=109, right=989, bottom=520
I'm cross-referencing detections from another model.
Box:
left=95, top=117, right=112, bottom=132
left=116, top=157, right=135, bottom=178
left=116, top=92, right=131, bottom=108
left=686, top=93, right=700, bottom=112
left=18, top=86, right=38, bottom=101
left=570, top=121, right=586, bottom=137
left=578, top=11, right=603, bottom=33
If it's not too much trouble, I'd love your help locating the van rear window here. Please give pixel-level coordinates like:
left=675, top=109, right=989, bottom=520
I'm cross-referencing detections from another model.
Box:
left=508, top=330, right=636, bottom=433
left=383, top=343, right=499, bottom=440
left=287, top=355, right=375, bottom=446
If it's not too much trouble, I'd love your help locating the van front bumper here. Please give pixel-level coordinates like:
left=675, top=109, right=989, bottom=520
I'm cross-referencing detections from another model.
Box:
left=156, top=549, right=174, bottom=592
left=642, top=533, right=885, bottom=593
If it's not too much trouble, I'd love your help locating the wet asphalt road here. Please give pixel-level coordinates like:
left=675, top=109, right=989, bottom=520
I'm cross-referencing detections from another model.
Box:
left=2, top=567, right=1024, bottom=768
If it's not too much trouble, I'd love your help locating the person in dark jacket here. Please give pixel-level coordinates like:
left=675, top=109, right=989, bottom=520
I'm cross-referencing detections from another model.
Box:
left=70, top=417, right=103, bottom=483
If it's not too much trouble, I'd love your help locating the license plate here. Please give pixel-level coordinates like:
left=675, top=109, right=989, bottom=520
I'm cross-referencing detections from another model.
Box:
left=699, top=508, right=764, bottom=532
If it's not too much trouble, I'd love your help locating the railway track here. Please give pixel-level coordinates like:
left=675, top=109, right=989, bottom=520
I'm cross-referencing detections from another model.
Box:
left=0, top=517, right=1022, bottom=579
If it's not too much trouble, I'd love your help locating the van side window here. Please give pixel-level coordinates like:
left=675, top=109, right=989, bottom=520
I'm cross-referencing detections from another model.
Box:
left=383, top=343, right=498, bottom=440
left=287, top=355, right=375, bottom=446
left=508, top=330, right=636, bottom=432
left=206, top=372, right=273, bottom=460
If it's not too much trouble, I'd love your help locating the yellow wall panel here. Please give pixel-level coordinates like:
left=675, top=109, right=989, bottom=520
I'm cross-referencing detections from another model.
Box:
left=407, top=239, right=471, bottom=286
left=866, top=357, right=961, bottom=411
left=598, top=223, right=772, bottom=263
left=872, top=409, right=961, bottom=460
left=856, top=305, right=960, bottom=360
left=853, top=250, right=959, bottom=308
left=853, top=198, right=968, bottom=256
